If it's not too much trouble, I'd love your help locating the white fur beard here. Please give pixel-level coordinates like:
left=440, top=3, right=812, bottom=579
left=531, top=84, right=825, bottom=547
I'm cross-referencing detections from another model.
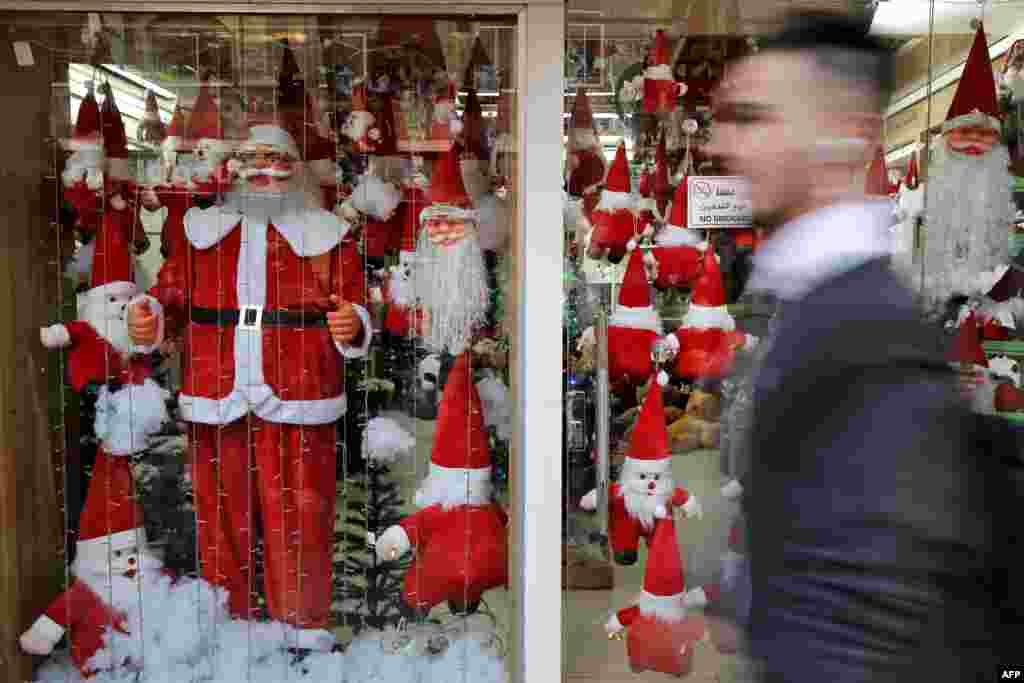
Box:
left=352, top=175, right=401, bottom=220
left=94, top=378, right=170, bottom=456
left=414, top=472, right=493, bottom=510
left=635, top=593, right=688, bottom=623
left=923, top=143, right=1014, bottom=310
left=620, top=487, right=667, bottom=531
left=344, top=111, right=375, bottom=142
left=390, top=267, right=415, bottom=307
left=86, top=308, right=132, bottom=355
left=414, top=227, right=490, bottom=354
left=74, top=554, right=165, bottom=611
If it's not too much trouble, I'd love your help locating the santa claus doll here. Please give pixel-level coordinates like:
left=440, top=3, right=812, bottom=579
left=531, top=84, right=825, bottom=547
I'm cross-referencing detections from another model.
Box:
left=923, top=22, right=1014, bottom=312
left=670, top=244, right=757, bottom=383
left=604, top=517, right=709, bottom=676
left=342, top=81, right=382, bottom=155
left=580, top=374, right=702, bottom=565
left=650, top=172, right=705, bottom=290
left=19, top=453, right=169, bottom=678
left=891, top=150, right=924, bottom=281
left=382, top=229, right=427, bottom=340
left=374, top=353, right=509, bottom=615
left=605, top=248, right=663, bottom=391
left=566, top=86, right=606, bottom=219
left=589, top=142, right=649, bottom=263
left=414, top=146, right=491, bottom=354
left=126, top=109, right=371, bottom=653
left=643, top=30, right=683, bottom=115
left=638, top=132, right=672, bottom=224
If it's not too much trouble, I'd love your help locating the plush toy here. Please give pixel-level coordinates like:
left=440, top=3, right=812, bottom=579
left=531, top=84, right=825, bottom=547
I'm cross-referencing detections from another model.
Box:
left=650, top=173, right=704, bottom=290
left=579, top=374, right=702, bottom=565
left=19, top=453, right=170, bottom=678
left=589, top=143, right=650, bottom=263
left=667, top=390, right=722, bottom=453
left=643, top=30, right=685, bottom=116
left=605, top=517, right=709, bottom=677
left=375, top=353, right=509, bottom=615
left=607, top=250, right=663, bottom=390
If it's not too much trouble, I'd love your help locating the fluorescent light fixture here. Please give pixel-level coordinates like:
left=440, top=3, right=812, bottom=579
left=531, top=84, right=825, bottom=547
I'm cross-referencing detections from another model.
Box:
left=561, top=112, right=620, bottom=119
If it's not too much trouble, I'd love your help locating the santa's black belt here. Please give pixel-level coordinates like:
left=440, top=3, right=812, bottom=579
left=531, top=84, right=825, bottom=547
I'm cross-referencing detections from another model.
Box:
left=190, top=306, right=327, bottom=328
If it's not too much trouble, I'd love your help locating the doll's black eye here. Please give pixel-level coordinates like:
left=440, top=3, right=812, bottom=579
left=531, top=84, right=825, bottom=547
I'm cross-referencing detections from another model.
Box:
left=652, top=474, right=660, bottom=481
left=639, top=473, right=646, bottom=480
left=114, top=550, right=122, bottom=558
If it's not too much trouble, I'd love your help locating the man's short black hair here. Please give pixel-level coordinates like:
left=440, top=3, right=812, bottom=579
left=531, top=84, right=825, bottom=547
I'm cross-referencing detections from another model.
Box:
left=759, top=10, right=895, bottom=107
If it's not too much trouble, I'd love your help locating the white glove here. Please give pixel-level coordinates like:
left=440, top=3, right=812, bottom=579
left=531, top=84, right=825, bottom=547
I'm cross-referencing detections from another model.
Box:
left=604, top=614, right=624, bottom=636
left=579, top=489, right=598, bottom=512
left=682, top=496, right=703, bottom=520
left=654, top=504, right=670, bottom=519
left=39, top=324, right=70, bottom=349
left=375, top=525, right=411, bottom=564
left=20, top=617, right=64, bottom=656
left=721, top=479, right=743, bottom=500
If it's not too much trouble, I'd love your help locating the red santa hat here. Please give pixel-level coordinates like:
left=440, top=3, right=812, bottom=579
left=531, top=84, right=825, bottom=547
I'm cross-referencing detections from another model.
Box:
left=943, top=23, right=1002, bottom=133
left=612, top=249, right=662, bottom=330
left=75, top=454, right=148, bottom=569
left=87, top=209, right=137, bottom=304
left=188, top=78, right=225, bottom=150
left=643, top=518, right=686, bottom=598
left=420, top=145, right=478, bottom=225
left=99, top=83, right=133, bottom=182
left=686, top=246, right=734, bottom=329
left=163, top=103, right=191, bottom=155
left=137, top=90, right=167, bottom=147
left=605, top=142, right=632, bottom=195
left=566, top=87, right=606, bottom=198
left=348, top=82, right=379, bottom=154
left=951, top=310, right=989, bottom=368
left=672, top=245, right=742, bottom=380
left=425, top=353, right=492, bottom=491
left=627, top=375, right=671, bottom=463
left=644, top=30, right=677, bottom=115
left=68, top=82, right=102, bottom=151
left=659, top=176, right=701, bottom=243
left=903, top=150, right=919, bottom=190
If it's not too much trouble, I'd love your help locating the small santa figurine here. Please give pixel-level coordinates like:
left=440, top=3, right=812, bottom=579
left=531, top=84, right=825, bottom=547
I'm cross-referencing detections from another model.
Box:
left=382, top=223, right=427, bottom=339
left=19, top=453, right=170, bottom=678
left=604, top=517, right=708, bottom=676
left=414, top=146, right=491, bottom=354
left=643, top=29, right=683, bottom=115
left=580, top=374, right=702, bottom=565
left=606, top=249, right=663, bottom=390
left=341, top=81, right=380, bottom=154
left=589, top=142, right=649, bottom=263
left=650, top=173, right=704, bottom=290
left=566, top=86, right=607, bottom=217
left=184, top=76, right=234, bottom=198
left=670, top=244, right=756, bottom=383
left=375, top=353, right=509, bottom=615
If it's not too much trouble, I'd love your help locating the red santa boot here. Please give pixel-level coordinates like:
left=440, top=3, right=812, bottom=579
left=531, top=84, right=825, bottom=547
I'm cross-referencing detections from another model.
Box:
left=375, top=353, right=509, bottom=616
left=415, top=146, right=491, bottom=354
left=590, top=143, right=645, bottom=262
left=651, top=171, right=704, bottom=290
left=20, top=452, right=168, bottom=678
left=566, top=86, right=606, bottom=216
left=672, top=245, right=754, bottom=382
left=643, top=29, right=682, bottom=115
left=580, top=374, right=702, bottom=565
left=608, top=250, right=662, bottom=388
left=606, top=517, right=708, bottom=676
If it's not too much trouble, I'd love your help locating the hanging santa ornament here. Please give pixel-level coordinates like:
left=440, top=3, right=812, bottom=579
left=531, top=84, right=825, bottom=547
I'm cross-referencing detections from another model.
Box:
left=160, top=102, right=191, bottom=184
left=19, top=452, right=168, bottom=678
left=62, top=81, right=105, bottom=232
left=924, top=21, right=1014, bottom=310
left=671, top=245, right=755, bottom=382
left=143, top=101, right=194, bottom=262
left=589, top=142, right=645, bottom=262
left=414, top=147, right=490, bottom=354
left=607, top=249, right=663, bottom=388
left=460, top=88, right=492, bottom=202
left=638, top=131, right=671, bottom=224
left=566, top=86, right=606, bottom=215
left=98, top=83, right=135, bottom=206
left=673, top=118, right=699, bottom=185
left=136, top=90, right=167, bottom=147
left=346, top=99, right=403, bottom=259
left=643, top=29, right=684, bottom=115
left=374, top=353, right=509, bottom=615
left=651, top=175, right=703, bottom=290
left=342, top=81, right=378, bottom=154
left=187, top=75, right=232, bottom=197
left=605, top=518, right=708, bottom=676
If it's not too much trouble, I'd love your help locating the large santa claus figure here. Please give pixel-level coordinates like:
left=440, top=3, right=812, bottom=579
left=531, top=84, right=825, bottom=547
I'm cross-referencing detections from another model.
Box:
left=374, top=353, right=509, bottom=615
left=589, top=142, right=649, bottom=263
left=923, top=22, right=1014, bottom=311
left=566, top=86, right=606, bottom=217
left=19, top=453, right=168, bottom=678
left=605, top=517, right=708, bottom=676
left=414, top=146, right=491, bottom=354
left=580, top=374, right=702, bottom=565
left=126, top=110, right=371, bottom=653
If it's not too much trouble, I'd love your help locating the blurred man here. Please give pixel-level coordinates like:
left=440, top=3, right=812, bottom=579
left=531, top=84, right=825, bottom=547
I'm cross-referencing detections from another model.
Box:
left=709, top=12, right=1000, bottom=682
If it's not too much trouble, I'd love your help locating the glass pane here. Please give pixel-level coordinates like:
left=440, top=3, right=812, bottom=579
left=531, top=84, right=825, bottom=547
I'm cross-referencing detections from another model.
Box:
left=11, top=10, right=518, bottom=681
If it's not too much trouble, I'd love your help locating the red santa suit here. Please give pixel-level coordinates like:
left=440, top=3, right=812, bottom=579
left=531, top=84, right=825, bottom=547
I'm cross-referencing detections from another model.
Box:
left=376, top=353, right=509, bottom=613
left=20, top=451, right=156, bottom=678
left=652, top=176, right=704, bottom=290
left=672, top=245, right=752, bottom=381
left=145, top=117, right=371, bottom=637
left=607, top=250, right=662, bottom=388
left=590, top=143, right=648, bottom=262
left=606, top=518, right=707, bottom=677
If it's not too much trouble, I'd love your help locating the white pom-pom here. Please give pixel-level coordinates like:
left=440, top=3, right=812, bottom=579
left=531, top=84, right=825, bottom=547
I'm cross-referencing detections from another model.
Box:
left=627, top=239, right=638, bottom=252
left=364, top=416, right=415, bottom=464
left=657, top=370, right=669, bottom=386
left=683, top=119, right=699, bottom=135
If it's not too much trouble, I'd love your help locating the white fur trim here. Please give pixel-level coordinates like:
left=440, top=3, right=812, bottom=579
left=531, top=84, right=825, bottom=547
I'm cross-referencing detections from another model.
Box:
left=415, top=462, right=493, bottom=510
left=721, top=478, right=743, bottom=499
left=636, top=592, right=688, bottom=623
left=81, top=281, right=138, bottom=306
left=621, top=456, right=671, bottom=470
left=40, top=324, right=71, bottom=349
left=990, top=355, right=1021, bottom=386
left=334, top=304, right=372, bottom=359
left=364, top=416, right=415, bottom=463
left=942, top=110, right=1002, bottom=134
left=419, top=204, right=479, bottom=224
left=294, top=629, right=337, bottom=652
left=127, top=294, right=164, bottom=355
left=610, top=305, right=663, bottom=333
left=28, top=615, right=65, bottom=644
left=66, top=138, right=103, bottom=153
left=377, top=525, right=411, bottom=563
left=76, top=527, right=149, bottom=569
left=95, top=378, right=170, bottom=456
left=681, top=304, right=736, bottom=331
left=241, top=125, right=301, bottom=160
left=579, top=488, right=598, bottom=511
left=657, top=225, right=702, bottom=247
left=594, top=190, right=635, bottom=212
left=183, top=205, right=244, bottom=249
left=185, top=204, right=351, bottom=257
left=644, top=64, right=674, bottom=80
left=352, top=174, right=401, bottom=221
left=605, top=614, right=624, bottom=634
